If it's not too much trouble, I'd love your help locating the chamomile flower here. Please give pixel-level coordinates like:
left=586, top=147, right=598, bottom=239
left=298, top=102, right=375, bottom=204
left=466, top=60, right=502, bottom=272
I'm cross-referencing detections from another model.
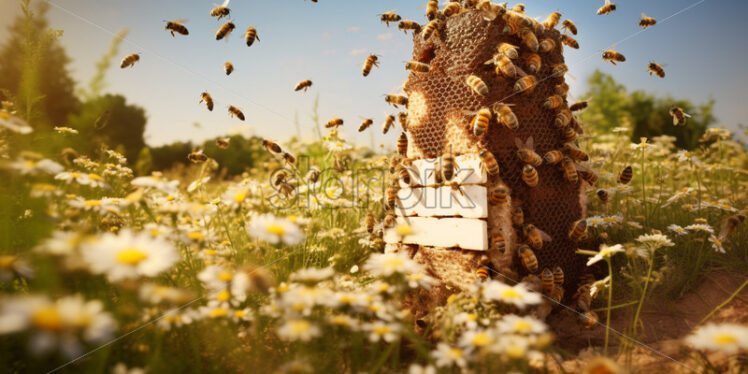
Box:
left=586, top=244, right=624, bottom=266
left=459, top=328, right=495, bottom=351
left=290, top=267, right=334, bottom=283
left=685, top=223, right=714, bottom=234
left=708, top=235, right=725, bottom=253
left=6, top=158, right=63, bottom=175
left=481, top=281, right=542, bottom=309
left=0, top=110, right=32, bottom=134
left=131, top=174, right=180, bottom=194
left=408, top=364, right=436, bottom=374
left=55, top=171, right=109, bottom=188
left=364, top=321, right=400, bottom=343
left=277, top=318, right=320, bottom=342
left=111, top=363, right=147, bottom=374
left=636, top=233, right=674, bottom=250
left=668, top=224, right=688, bottom=235
left=363, top=252, right=423, bottom=278
left=431, top=343, right=467, bottom=368
left=247, top=214, right=305, bottom=245
left=630, top=137, right=650, bottom=151
left=497, top=315, right=547, bottom=335
left=325, top=140, right=353, bottom=153
left=686, top=323, right=748, bottom=354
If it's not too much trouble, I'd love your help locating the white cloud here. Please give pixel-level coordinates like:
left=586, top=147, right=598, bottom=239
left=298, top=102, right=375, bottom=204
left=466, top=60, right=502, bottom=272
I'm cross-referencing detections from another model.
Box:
left=347, top=26, right=361, bottom=32
left=348, top=48, right=367, bottom=56
left=323, top=49, right=338, bottom=55
left=377, top=33, right=393, bottom=41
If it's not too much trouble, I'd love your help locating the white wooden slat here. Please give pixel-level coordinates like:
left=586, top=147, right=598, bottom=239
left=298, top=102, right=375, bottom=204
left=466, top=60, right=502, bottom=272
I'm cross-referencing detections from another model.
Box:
left=395, top=185, right=488, bottom=218
left=400, top=154, right=487, bottom=187
left=383, top=216, right=488, bottom=250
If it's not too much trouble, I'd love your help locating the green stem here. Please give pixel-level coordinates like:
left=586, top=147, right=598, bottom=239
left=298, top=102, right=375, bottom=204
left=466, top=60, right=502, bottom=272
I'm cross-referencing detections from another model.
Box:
left=699, top=277, right=748, bottom=325
left=632, top=249, right=655, bottom=336
left=592, top=300, right=639, bottom=313
left=604, top=259, right=613, bottom=356
left=641, top=149, right=647, bottom=229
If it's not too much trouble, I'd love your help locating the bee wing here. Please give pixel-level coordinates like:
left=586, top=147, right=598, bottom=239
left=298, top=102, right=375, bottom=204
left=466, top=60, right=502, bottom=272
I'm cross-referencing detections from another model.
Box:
left=527, top=136, right=534, bottom=150
left=221, top=0, right=230, bottom=7
left=672, top=116, right=679, bottom=126
left=683, top=112, right=692, bottom=118
left=538, top=228, right=553, bottom=242
left=514, top=136, right=524, bottom=149
left=175, top=18, right=189, bottom=24
left=604, top=0, right=611, bottom=5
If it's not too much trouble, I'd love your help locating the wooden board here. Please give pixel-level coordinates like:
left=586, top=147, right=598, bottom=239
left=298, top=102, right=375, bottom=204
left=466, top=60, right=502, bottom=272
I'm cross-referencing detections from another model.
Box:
left=399, top=154, right=487, bottom=188
left=383, top=216, right=488, bottom=250
left=395, top=185, right=488, bottom=218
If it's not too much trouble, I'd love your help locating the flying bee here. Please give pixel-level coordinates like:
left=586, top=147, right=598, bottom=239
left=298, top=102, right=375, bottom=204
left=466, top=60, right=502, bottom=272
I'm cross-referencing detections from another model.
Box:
left=511, top=206, right=524, bottom=227
left=554, top=109, right=573, bottom=128
left=719, top=214, right=746, bottom=241
left=442, top=2, right=461, bottom=17
left=326, top=117, right=344, bottom=129
left=165, top=19, right=189, bottom=37
left=471, top=108, right=492, bottom=137
left=639, top=13, right=656, bottom=29
left=569, top=101, right=588, bottom=112
left=380, top=10, right=402, bottom=26
left=306, top=166, right=321, bottom=183
left=466, top=74, right=489, bottom=96
left=421, top=20, right=438, bottom=40
left=541, top=268, right=554, bottom=295
left=648, top=62, right=665, bottom=78
left=561, top=157, right=579, bottom=184
left=618, top=165, right=633, bottom=185
left=273, top=170, right=288, bottom=187
left=524, top=223, right=551, bottom=249
left=544, top=150, right=563, bottom=165
left=577, top=165, right=598, bottom=186
left=385, top=94, right=408, bottom=108
left=489, top=185, right=509, bottom=205
left=498, top=42, right=519, bottom=59
left=669, top=106, right=691, bottom=126
left=442, top=148, right=456, bottom=181
left=425, top=0, right=438, bottom=20
left=397, top=111, right=408, bottom=130
left=216, top=137, right=230, bottom=149
left=602, top=44, right=625, bottom=65
left=561, top=125, right=577, bottom=143
left=382, top=115, right=396, bottom=134
left=262, top=139, right=282, bottom=154
left=362, top=54, right=380, bottom=77
left=199, top=92, right=214, bottom=111
left=405, top=60, right=430, bottom=73
left=215, top=21, right=235, bottom=41
left=522, top=164, right=539, bottom=187
left=551, top=63, right=568, bottom=77
left=295, top=79, right=313, bottom=92
left=596, top=0, right=616, bottom=15
left=224, top=61, right=234, bottom=75
left=519, top=28, right=539, bottom=52
left=386, top=187, right=397, bottom=209
left=553, top=265, right=564, bottom=286
left=397, top=132, right=408, bottom=156
left=523, top=52, right=541, bottom=74
left=188, top=150, right=208, bottom=163
left=563, top=143, right=589, bottom=161
left=543, top=12, right=561, bottom=29
left=560, top=34, right=579, bottom=49
left=398, top=20, right=421, bottom=34
left=568, top=219, right=588, bottom=241
left=519, top=245, right=539, bottom=273
left=210, top=0, right=231, bottom=19
left=580, top=311, right=599, bottom=329
left=492, top=102, right=518, bottom=130
left=243, top=27, right=259, bottom=47
left=228, top=105, right=245, bottom=121
left=476, top=261, right=491, bottom=281
left=282, top=152, right=296, bottom=165
left=514, top=75, right=537, bottom=94
left=561, top=19, right=577, bottom=35
left=358, top=118, right=373, bottom=132
left=479, top=148, right=500, bottom=177
left=543, top=95, right=564, bottom=110
left=515, top=136, right=543, bottom=166
left=383, top=213, right=396, bottom=228
left=490, top=231, right=506, bottom=253
left=596, top=188, right=610, bottom=202
left=365, top=213, right=376, bottom=233
left=120, top=53, right=140, bottom=68
left=538, top=38, right=556, bottom=53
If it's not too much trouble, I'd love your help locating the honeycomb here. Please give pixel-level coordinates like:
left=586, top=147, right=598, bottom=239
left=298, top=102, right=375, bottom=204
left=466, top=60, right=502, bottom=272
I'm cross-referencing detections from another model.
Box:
left=401, top=6, right=588, bottom=300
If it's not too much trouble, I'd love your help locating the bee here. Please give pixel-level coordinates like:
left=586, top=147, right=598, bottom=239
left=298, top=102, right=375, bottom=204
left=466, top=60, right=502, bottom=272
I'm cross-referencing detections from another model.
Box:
left=560, top=19, right=578, bottom=35
left=518, top=245, right=539, bottom=273
left=362, top=54, right=380, bottom=77
left=669, top=106, right=691, bottom=126
left=569, top=101, right=588, bottom=112
left=543, top=95, right=564, bottom=110
left=421, top=20, right=438, bottom=40
left=602, top=44, right=625, bottom=65
left=568, top=219, right=588, bottom=242
left=491, top=55, right=517, bottom=78
left=216, top=137, right=230, bottom=149
left=199, top=92, right=214, bottom=111
left=243, top=27, right=259, bottom=47
left=165, top=19, right=189, bottom=37
left=563, top=143, right=589, bottom=161
left=543, top=12, right=562, bottom=29
left=382, top=115, right=396, bottom=134
left=580, top=311, right=599, bottom=329
left=512, top=3, right=526, bottom=13
left=489, top=185, right=509, bottom=205
left=523, top=52, right=541, bottom=74
left=561, top=157, right=579, bottom=184
left=522, top=165, right=539, bottom=187
left=358, top=118, right=373, bottom=132
left=397, top=132, right=408, bottom=156
left=550, top=285, right=564, bottom=304
left=511, top=206, right=524, bottom=227
left=306, top=166, right=321, bottom=183
left=365, top=213, right=376, bottom=233
left=385, top=94, right=408, bottom=108
left=228, top=105, right=245, bottom=121
left=524, top=224, right=551, bottom=249
left=442, top=148, right=456, bottom=181
left=405, top=60, right=430, bottom=73
left=397, top=111, right=408, bottom=130
left=515, top=136, right=542, bottom=166
left=476, top=261, right=491, bottom=281
left=541, top=268, right=554, bottom=295
left=326, top=117, right=344, bottom=129
left=639, top=13, right=656, bottom=29
left=492, top=102, right=518, bottom=130
left=389, top=155, right=403, bottom=174
left=719, top=214, right=746, bottom=241
left=224, top=62, right=234, bottom=75
left=514, top=75, right=537, bottom=94
left=471, top=108, right=492, bottom=137
left=215, top=21, right=236, bottom=41
left=551, top=63, right=569, bottom=77
left=576, top=284, right=593, bottom=311
left=425, top=0, right=439, bottom=20
left=479, top=148, right=500, bottom=177
left=398, top=20, right=421, bottom=34
left=386, top=187, right=398, bottom=209
left=554, top=109, right=573, bottom=128
left=497, top=42, right=519, bottom=59
left=490, top=231, right=506, bottom=253
left=188, top=150, right=208, bottom=163
left=295, top=79, right=313, bottom=92
left=380, top=10, right=402, bottom=26
left=618, top=165, right=633, bottom=185
left=554, top=82, right=570, bottom=97
left=278, top=181, right=294, bottom=199
left=596, top=188, right=610, bottom=202
left=120, top=53, right=140, bottom=68
left=442, top=2, right=461, bottom=17
left=544, top=150, right=563, bottom=165
left=466, top=74, right=489, bottom=97
left=579, top=272, right=595, bottom=286
left=596, top=0, right=616, bottom=15
left=383, top=213, right=397, bottom=228
left=560, top=34, right=579, bottom=49
left=539, top=38, right=556, bottom=53
left=519, top=28, right=539, bottom=52
left=273, top=170, right=288, bottom=187
left=397, top=165, right=412, bottom=185
left=553, top=265, right=564, bottom=286
left=282, top=152, right=296, bottom=165
left=463, top=0, right=479, bottom=9
left=262, top=139, right=282, bottom=154
left=648, top=62, right=665, bottom=78
left=561, top=126, right=577, bottom=143
left=210, top=0, right=231, bottom=19
left=578, top=166, right=598, bottom=186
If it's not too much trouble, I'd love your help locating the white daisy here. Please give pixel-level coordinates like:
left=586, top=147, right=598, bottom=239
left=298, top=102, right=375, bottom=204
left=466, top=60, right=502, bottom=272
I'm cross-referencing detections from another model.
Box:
left=363, top=252, right=423, bottom=278
left=364, top=321, right=400, bottom=343
left=636, top=233, right=674, bottom=250
left=290, top=267, right=335, bottom=283
left=408, top=364, right=435, bottom=374
left=431, top=343, right=467, bottom=368
left=686, top=323, right=748, bottom=354
left=0, top=110, right=32, bottom=134
left=277, top=318, right=320, bottom=342
left=685, top=223, right=714, bottom=234
left=131, top=175, right=180, bottom=194
left=481, top=281, right=542, bottom=309
left=496, top=315, right=547, bottom=335
left=246, top=214, right=304, bottom=246
left=668, top=224, right=688, bottom=235
left=708, top=235, right=725, bottom=253
left=586, top=244, right=625, bottom=266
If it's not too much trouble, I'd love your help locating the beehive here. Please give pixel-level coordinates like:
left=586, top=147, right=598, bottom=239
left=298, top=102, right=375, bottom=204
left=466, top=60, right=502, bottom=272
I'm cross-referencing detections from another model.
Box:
left=389, top=4, right=590, bottom=316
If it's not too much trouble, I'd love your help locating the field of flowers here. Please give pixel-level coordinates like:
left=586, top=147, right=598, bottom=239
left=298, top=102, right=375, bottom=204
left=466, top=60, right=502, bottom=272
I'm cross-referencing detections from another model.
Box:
left=1, top=100, right=747, bottom=373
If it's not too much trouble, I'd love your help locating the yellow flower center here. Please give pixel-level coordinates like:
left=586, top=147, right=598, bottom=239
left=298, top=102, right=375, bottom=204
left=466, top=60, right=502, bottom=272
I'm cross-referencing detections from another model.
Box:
left=506, top=344, right=526, bottom=359
left=234, top=310, right=245, bottom=318
left=233, top=191, right=247, bottom=203
left=116, top=248, right=148, bottom=265
left=501, top=289, right=521, bottom=299
left=448, top=348, right=463, bottom=359
left=31, top=306, right=63, bottom=331
left=713, top=334, right=737, bottom=345
left=384, top=258, right=404, bottom=268
left=188, top=231, right=204, bottom=240
left=277, top=284, right=290, bottom=293
left=471, top=333, right=492, bottom=346
left=287, top=215, right=298, bottom=223
left=88, top=173, right=102, bottom=181
left=209, top=308, right=228, bottom=318
left=84, top=200, right=101, bottom=207
left=331, top=316, right=349, bottom=326
left=203, top=249, right=216, bottom=256
left=24, top=160, right=36, bottom=168
left=166, top=195, right=176, bottom=201
left=218, top=271, right=233, bottom=282
left=514, top=321, right=532, bottom=332
left=149, top=228, right=162, bottom=237
left=70, top=172, right=81, bottom=178
left=216, top=290, right=231, bottom=301
left=0, top=255, right=16, bottom=268
left=373, top=326, right=391, bottom=335
left=266, top=224, right=286, bottom=236
left=447, top=294, right=457, bottom=304
left=396, top=225, right=413, bottom=236
left=290, top=320, right=311, bottom=334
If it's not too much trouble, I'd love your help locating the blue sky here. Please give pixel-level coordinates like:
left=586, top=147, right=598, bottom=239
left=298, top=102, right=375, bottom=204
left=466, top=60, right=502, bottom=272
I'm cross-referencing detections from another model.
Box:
left=1, top=0, right=746, bottom=147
